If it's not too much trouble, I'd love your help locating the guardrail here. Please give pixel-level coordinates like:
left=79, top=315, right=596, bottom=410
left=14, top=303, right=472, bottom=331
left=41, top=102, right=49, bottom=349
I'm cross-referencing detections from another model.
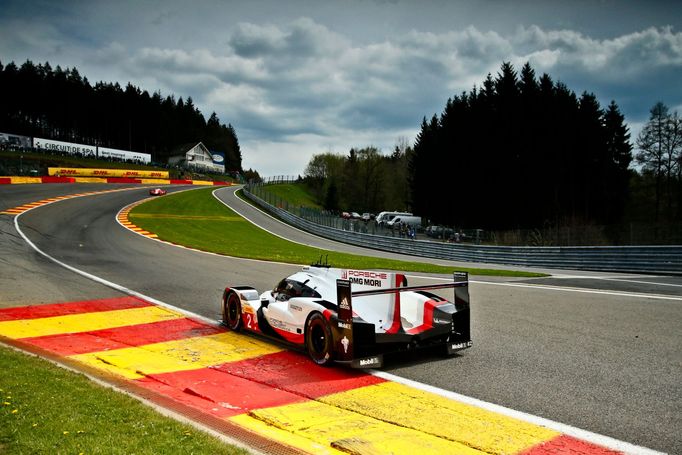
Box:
left=243, top=187, right=682, bottom=274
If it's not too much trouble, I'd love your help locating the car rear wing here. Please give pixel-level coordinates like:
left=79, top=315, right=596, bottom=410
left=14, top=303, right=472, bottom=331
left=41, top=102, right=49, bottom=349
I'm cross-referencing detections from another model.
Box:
left=334, top=272, right=469, bottom=367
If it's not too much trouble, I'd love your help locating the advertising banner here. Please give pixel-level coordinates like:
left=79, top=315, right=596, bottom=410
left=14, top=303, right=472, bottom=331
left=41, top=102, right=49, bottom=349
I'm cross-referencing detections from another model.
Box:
left=211, top=151, right=225, bottom=165
left=48, top=167, right=169, bottom=179
left=0, top=132, right=32, bottom=149
left=210, top=150, right=226, bottom=173
left=98, top=146, right=151, bottom=164
left=33, top=137, right=97, bottom=157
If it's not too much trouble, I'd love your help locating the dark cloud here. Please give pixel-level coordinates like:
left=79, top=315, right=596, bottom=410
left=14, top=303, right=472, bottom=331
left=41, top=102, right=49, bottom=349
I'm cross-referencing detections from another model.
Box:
left=0, top=1, right=679, bottom=175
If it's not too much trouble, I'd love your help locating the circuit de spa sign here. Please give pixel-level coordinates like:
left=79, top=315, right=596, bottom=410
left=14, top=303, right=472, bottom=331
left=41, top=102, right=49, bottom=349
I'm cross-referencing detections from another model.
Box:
left=33, top=137, right=97, bottom=157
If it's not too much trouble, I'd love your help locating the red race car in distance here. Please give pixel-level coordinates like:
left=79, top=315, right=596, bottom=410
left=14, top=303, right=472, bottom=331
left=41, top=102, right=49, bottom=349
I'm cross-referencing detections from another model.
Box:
left=149, top=188, right=167, bottom=196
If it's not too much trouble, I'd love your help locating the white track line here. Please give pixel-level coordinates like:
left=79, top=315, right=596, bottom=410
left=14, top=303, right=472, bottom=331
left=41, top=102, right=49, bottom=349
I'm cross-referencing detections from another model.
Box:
left=406, top=274, right=682, bottom=301
left=474, top=280, right=682, bottom=301
left=15, top=209, right=218, bottom=328
left=12, top=192, right=665, bottom=455
left=212, top=186, right=359, bottom=250
left=592, top=277, right=682, bottom=288
left=115, top=193, right=304, bottom=269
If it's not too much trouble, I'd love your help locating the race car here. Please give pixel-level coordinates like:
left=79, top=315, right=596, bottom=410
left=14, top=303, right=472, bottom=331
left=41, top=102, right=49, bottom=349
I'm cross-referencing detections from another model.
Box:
left=221, top=264, right=471, bottom=368
left=149, top=188, right=167, bottom=196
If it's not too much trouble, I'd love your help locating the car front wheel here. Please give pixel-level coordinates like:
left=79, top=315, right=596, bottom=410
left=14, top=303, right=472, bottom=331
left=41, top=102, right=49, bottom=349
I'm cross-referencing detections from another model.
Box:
left=305, top=312, right=333, bottom=366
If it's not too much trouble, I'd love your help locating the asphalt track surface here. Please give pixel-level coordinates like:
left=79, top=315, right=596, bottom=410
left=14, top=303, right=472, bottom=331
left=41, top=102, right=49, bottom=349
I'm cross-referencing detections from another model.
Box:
left=1, top=183, right=680, bottom=454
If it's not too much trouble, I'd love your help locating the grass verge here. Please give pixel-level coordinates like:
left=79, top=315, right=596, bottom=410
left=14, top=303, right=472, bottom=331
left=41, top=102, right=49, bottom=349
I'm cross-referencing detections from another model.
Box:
left=130, top=187, right=545, bottom=277
left=255, top=182, right=321, bottom=209
left=0, top=345, right=246, bottom=455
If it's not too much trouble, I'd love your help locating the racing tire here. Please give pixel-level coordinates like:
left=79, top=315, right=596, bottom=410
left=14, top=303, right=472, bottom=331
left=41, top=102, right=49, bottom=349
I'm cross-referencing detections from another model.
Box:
left=222, top=290, right=243, bottom=332
left=305, top=312, right=333, bottom=366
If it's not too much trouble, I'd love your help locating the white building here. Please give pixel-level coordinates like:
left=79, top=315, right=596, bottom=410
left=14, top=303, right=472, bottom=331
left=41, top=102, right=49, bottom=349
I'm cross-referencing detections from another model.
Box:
left=168, top=142, right=224, bottom=173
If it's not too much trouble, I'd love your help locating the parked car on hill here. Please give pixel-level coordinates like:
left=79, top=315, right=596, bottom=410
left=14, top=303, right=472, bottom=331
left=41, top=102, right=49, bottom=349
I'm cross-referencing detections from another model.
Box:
left=375, top=211, right=412, bottom=226
left=386, top=215, right=422, bottom=229
left=426, top=225, right=455, bottom=239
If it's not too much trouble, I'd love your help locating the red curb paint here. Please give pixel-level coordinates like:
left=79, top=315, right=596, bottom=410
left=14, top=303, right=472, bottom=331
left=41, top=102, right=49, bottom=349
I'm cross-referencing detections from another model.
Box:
left=215, top=350, right=386, bottom=399
left=0, top=176, right=231, bottom=185
left=41, top=176, right=75, bottom=183
left=520, top=434, right=622, bottom=455
left=136, top=367, right=308, bottom=418
left=0, top=296, right=152, bottom=321
left=132, top=352, right=385, bottom=419
left=24, top=317, right=223, bottom=355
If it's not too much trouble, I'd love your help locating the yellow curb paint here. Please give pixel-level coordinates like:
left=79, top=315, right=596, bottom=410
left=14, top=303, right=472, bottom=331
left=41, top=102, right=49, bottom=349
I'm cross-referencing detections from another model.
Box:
left=71, top=332, right=283, bottom=380
left=230, top=414, right=348, bottom=455
left=319, top=381, right=560, bottom=454
left=191, top=180, right=214, bottom=186
left=2, top=188, right=141, bottom=217
left=0, top=306, right=183, bottom=339
left=72, top=177, right=109, bottom=183
left=10, top=177, right=42, bottom=184
left=139, top=179, right=171, bottom=184
left=239, top=400, right=484, bottom=455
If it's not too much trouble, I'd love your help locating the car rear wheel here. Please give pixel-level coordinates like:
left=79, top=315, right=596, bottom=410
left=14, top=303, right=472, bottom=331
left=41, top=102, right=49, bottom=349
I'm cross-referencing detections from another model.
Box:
left=222, top=290, right=242, bottom=331
left=306, top=313, right=333, bottom=366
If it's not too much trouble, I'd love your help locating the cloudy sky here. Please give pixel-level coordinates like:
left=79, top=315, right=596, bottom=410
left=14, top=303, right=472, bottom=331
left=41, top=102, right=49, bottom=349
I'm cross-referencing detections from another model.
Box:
left=1, top=0, right=680, bottom=176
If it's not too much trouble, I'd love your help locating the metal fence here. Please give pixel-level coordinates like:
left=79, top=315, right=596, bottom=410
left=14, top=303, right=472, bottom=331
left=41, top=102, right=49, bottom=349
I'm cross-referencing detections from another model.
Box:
left=247, top=177, right=484, bottom=243
left=244, top=182, right=682, bottom=274
left=248, top=177, right=682, bottom=247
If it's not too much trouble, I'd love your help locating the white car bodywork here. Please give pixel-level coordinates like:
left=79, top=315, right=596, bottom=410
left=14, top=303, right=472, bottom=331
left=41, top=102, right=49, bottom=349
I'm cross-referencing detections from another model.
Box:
left=222, top=266, right=471, bottom=367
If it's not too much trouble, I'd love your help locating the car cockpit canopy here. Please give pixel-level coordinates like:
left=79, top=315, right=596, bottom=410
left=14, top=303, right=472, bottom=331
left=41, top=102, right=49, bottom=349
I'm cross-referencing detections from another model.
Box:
left=273, top=278, right=321, bottom=301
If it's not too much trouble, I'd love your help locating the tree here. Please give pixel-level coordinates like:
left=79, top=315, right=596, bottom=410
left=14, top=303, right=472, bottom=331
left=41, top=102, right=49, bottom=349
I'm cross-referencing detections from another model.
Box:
left=636, top=102, right=681, bottom=221
left=384, top=138, right=412, bottom=211
left=406, top=61, right=632, bottom=234
left=0, top=58, right=243, bottom=172
left=324, top=179, right=340, bottom=212
left=671, top=113, right=682, bottom=219
left=408, top=115, right=439, bottom=218
left=303, top=152, right=345, bottom=204
left=603, top=101, right=633, bottom=222
left=303, top=146, right=408, bottom=213
left=355, top=147, right=384, bottom=212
